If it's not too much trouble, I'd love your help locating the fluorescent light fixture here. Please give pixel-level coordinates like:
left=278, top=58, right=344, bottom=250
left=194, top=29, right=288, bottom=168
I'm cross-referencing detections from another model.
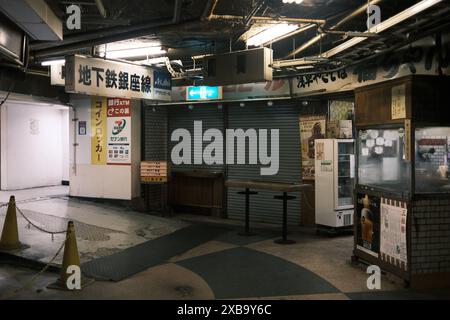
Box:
left=41, top=59, right=65, bottom=66
left=103, top=46, right=166, bottom=59
left=97, top=39, right=165, bottom=59
left=247, top=23, right=299, bottom=47
left=282, top=0, right=304, bottom=3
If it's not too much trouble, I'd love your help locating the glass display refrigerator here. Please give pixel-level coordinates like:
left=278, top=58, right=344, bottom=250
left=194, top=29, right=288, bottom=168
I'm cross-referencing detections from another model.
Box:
left=314, top=139, right=355, bottom=234
left=353, top=75, right=450, bottom=288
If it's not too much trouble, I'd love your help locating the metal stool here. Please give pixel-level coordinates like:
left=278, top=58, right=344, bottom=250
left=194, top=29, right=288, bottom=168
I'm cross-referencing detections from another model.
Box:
left=273, top=192, right=297, bottom=244
left=237, top=188, right=258, bottom=236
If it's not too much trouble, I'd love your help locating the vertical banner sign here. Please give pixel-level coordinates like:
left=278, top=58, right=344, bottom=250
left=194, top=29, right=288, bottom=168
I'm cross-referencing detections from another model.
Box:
left=356, top=193, right=381, bottom=258
left=299, top=115, right=326, bottom=180
left=380, top=198, right=408, bottom=271
left=91, top=97, right=107, bottom=165
left=107, top=98, right=131, bottom=165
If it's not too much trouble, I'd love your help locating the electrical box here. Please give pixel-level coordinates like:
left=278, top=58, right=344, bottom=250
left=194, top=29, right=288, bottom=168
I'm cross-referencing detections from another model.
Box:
left=202, top=47, right=273, bottom=86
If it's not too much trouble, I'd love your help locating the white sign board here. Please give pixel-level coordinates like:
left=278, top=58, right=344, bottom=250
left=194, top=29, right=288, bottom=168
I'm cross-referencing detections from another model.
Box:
left=106, top=98, right=131, bottom=165
left=380, top=198, right=408, bottom=270
left=65, top=55, right=171, bottom=101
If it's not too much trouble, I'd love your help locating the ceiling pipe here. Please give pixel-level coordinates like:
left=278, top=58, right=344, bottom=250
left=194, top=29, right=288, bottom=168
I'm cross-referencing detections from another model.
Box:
left=274, top=19, right=450, bottom=79
left=202, top=0, right=219, bottom=21
left=173, top=0, right=183, bottom=23
left=209, top=14, right=326, bottom=25
left=283, top=0, right=385, bottom=59
left=30, top=16, right=174, bottom=51
left=32, top=19, right=201, bottom=60
left=94, top=0, right=107, bottom=18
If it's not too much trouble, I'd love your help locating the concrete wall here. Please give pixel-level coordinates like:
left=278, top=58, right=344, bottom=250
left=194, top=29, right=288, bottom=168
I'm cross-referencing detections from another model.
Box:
left=69, top=95, right=141, bottom=200
left=0, top=101, right=69, bottom=190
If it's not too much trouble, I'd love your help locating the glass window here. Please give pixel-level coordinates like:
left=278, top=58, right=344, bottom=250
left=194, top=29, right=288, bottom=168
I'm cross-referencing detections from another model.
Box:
left=415, top=127, right=450, bottom=193
left=357, top=128, right=411, bottom=193
left=337, top=141, right=355, bottom=208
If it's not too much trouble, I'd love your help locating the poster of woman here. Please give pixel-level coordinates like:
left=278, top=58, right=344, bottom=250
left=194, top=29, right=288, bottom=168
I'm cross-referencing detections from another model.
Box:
left=356, top=193, right=381, bottom=257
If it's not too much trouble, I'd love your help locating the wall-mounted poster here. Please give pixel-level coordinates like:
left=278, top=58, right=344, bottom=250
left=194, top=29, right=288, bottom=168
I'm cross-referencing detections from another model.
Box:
left=106, top=98, right=131, bottom=165
left=356, top=193, right=381, bottom=258
left=380, top=198, right=408, bottom=270
left=299, top=115, right=326, bottom=180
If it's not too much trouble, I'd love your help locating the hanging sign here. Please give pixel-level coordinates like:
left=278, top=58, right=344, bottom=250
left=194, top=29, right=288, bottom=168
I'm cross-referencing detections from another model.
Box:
left=172, top=80, right=290, bottom=102
left=107, top=98, right=131, bottom=165
left=91, top=97, right=107, bottom=165
left=186, top=86, right=223, bottom=101
left=65, top=55, right=171, bottom=101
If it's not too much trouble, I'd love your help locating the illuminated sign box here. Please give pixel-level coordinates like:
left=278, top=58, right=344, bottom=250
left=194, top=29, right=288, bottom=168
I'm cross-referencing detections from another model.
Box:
left=186, top=86, right=222, bottom=101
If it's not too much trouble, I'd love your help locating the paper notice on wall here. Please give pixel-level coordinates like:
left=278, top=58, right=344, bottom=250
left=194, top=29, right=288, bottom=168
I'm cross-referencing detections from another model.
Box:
left=380, top=198, right=408, bottom=271
left=299, top=115, right=326, bottom=180
left=107, top=98, right=131, bottom=165
left=391, top=84, right=406, bottom=120
left=91, top=97, right=107, bottom=165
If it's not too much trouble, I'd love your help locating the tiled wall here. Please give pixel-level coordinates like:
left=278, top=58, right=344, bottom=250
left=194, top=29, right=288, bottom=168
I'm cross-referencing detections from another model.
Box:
left=411, top=198, right=450, bottom=274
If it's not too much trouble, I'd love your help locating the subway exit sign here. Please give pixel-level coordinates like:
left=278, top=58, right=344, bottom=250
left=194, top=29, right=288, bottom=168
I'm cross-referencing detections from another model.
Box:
left=186, top=86, right=222, bottom=101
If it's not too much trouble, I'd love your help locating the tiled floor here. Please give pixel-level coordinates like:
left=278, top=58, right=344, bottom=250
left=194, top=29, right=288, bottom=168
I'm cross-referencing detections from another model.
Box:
left=1, top=187, right=450, bottom=300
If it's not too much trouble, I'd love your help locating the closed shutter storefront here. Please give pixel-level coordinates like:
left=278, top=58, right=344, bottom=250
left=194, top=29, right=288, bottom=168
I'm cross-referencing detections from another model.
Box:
left=227, top=102, right=302, bottom=225
left=168, top=105, right=225, bottom=172
left=142, top=104, right=168, bottom=209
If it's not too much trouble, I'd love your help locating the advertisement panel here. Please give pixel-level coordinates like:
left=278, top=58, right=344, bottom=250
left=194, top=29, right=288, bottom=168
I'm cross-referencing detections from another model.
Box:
left=299, top=115, right=326, bottom=180
left=106, top=98, right=131, bottom=165
left=356, top=193, right=381, bottom=258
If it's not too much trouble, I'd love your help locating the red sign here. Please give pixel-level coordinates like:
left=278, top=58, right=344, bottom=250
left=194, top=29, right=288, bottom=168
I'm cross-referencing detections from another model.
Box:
left=107, top=98, right=131, bottom=117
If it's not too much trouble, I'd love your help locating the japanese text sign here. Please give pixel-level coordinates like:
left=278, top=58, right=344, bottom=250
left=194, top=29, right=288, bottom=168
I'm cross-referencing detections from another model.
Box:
left=65, top=55, right=171, bottom=101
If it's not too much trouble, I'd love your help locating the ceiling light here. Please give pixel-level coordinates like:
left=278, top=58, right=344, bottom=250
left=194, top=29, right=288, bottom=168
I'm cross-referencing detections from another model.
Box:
left=103, top=46, right=167, bottom=59
left=41, top=59, right=65, bottom=66
left=247, top=23, right=299, bottom=47
left=282, top=0, right=304, bottom=4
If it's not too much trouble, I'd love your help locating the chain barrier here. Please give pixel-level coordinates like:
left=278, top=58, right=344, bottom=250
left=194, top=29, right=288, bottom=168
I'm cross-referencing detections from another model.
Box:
left=0, top=238, right=67, bottom=300
left=0, top=199, right=69, bottom=299
left=15, top=206, right=67, bottom=239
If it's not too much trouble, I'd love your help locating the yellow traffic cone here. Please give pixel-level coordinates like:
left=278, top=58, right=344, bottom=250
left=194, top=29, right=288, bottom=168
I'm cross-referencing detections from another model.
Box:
left=49, top=221, right=93, bottom=290
left=59, top=221, right=81, bottom=287
left=0, top=196, right=22, bottom=250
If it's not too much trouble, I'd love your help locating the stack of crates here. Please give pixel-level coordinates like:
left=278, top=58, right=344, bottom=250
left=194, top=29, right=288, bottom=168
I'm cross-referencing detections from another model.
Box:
left=140, top=161, right=167, bottom=183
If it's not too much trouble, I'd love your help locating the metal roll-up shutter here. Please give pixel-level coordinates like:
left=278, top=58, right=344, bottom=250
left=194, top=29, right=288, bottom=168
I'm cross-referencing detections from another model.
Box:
left=143, top=105, right=167, bottom=161
left=227, top=102, right=302, bottom=225
left=142, top=104, right=168, bottom=209
left=168, top=104, right=225, bottom=172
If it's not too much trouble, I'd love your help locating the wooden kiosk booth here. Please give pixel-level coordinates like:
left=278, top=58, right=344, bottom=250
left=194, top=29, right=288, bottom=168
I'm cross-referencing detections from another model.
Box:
left=352, top=75, right=450, bottom=288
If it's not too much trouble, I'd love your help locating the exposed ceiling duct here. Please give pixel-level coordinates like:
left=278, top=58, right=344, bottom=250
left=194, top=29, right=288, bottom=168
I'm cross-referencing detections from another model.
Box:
left=0, top=0, right=62, bottom=41
left=283, top=0, right=385, bottom=59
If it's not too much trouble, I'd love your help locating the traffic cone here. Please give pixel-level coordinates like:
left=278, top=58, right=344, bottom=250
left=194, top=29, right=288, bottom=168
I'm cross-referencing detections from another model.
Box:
left=0, top=196, right=22, bottom=250
left=48, top=221, right=93, bottom=290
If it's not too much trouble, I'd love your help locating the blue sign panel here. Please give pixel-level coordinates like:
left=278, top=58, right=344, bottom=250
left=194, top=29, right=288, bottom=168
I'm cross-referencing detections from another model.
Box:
left=154, top=70, right=172, bottom=91
left=186, top=86, right=222, bottom=101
